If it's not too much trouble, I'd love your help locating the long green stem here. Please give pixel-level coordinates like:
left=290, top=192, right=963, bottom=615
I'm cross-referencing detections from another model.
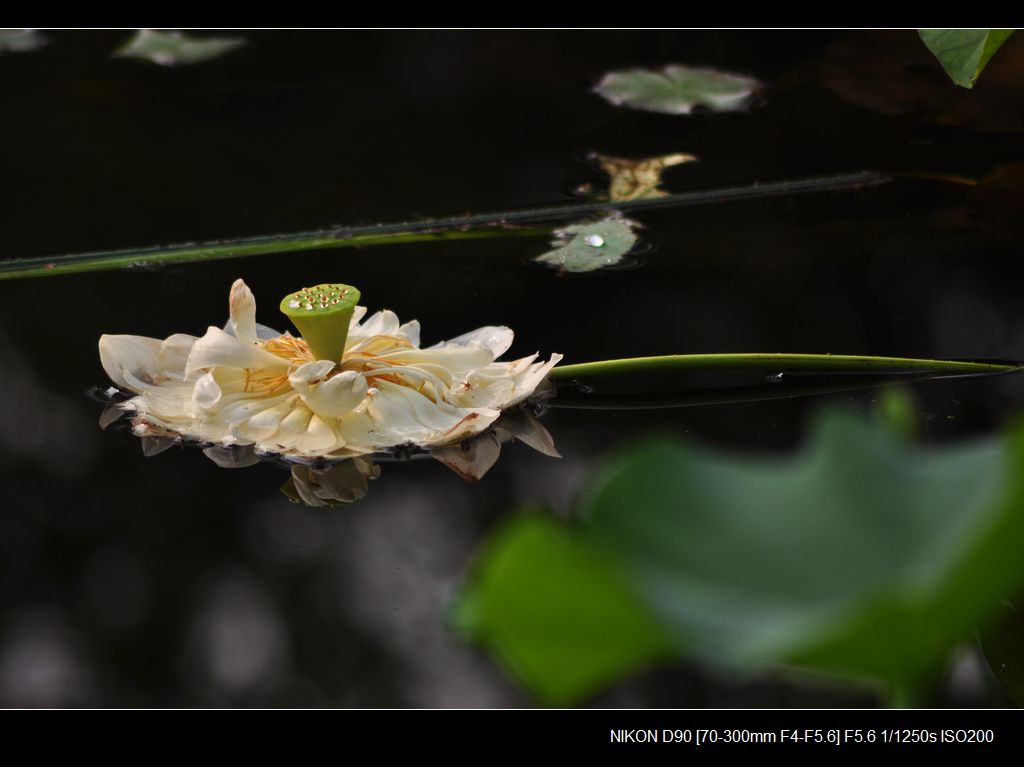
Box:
left=0, top=228, right=545, bottom=281
left=549, top=353, right=1021, bottom=380
left=0, top=171, right=885, bottom=281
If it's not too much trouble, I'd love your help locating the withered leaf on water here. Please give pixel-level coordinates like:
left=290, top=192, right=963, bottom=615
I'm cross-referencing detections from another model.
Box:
left=592, top=152, right=697, bottom=202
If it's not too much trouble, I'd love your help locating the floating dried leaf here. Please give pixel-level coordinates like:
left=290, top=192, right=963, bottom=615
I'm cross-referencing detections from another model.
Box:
left=593, top=152, right=697, bottom=201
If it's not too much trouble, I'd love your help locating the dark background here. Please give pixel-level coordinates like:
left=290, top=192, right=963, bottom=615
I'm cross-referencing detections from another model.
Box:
left=1, top=29, right=1023, bottom=706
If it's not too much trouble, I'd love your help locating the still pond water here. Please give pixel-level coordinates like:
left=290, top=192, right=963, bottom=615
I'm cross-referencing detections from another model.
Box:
left=2, top=30, right=1024, bottom=706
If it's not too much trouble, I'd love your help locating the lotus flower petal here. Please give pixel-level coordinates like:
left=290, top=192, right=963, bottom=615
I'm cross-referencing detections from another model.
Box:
left=99, top=334, right=163, bottom=390
left=432, top=325, right=514, bottom=358
left=185, top=326, right=290, bottom=378
left=100, top=279, right=560, bottom=462
left=228, top=278, right=258, bottom=342
left=289, top=362, right=368, bottom=417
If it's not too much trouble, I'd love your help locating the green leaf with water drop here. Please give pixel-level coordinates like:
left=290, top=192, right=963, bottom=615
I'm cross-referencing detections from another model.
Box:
left=535, top=217, right=638, bottom=273
left=115, top=29, right=246, bottom=67
left=594, top=65, right=760, bottom=115
left=456, top=411, right=1024, bottom=704
left=919, top=29, right=1015, bottom=88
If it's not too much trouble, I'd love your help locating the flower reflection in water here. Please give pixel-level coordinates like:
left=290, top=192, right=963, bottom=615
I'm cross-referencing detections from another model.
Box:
left=99, top=395, right=559, bottom=507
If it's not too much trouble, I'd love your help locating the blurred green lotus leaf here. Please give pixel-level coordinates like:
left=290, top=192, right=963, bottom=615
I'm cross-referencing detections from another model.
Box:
left=594, top=65, right=760, bottom=115
left=115, top=29, right=246, bottom=67
left=452, top=510, right=676, bottom=705
left=455, top=411, right=1024, bottom=704
left=919, top=29, right=1014, bottom=88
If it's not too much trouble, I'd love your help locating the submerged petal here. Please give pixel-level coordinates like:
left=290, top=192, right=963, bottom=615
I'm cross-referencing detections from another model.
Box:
left=203, top=444, right=261, bottom=469
left=287, top=459, right=377, bottom=506
left=495, top=408, right=561, bottom=458
left=432, top=431, right=503, bottom=481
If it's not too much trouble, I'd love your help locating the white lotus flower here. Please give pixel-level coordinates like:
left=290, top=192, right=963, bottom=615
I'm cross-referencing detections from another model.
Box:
left=99, top=279, right=562, bottom=460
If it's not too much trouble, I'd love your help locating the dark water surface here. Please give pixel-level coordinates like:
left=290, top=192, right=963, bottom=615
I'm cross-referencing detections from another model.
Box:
left=2, top=30, right=1024, bottom=706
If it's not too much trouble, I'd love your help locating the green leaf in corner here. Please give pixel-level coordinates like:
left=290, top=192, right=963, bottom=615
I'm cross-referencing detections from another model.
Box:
left=919, top=29, right=1015, bottom=88
left=456, top=411, right=1024, bottom=705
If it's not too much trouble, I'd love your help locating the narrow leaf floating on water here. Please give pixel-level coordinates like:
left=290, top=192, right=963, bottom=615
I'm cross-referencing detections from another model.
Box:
left=0, top=29, right=47, bottom=53
left=548, top=352, right=1021, bottom=380
left=593, top=152, right=697, bottom=201
left=115, top=29, right=246, bottom=66
left=455, top=411, right=1024, bottom=705
left=594, top=65, right=760, bottom=115
left=535, top=215, right=639, bottom=273
left=919, top=29, right=1015, bottom=88
left=0, top=172, right=886, bottom=281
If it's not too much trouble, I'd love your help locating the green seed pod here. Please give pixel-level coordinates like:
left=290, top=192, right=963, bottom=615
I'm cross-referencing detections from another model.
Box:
left=279, top=283, right=361, bottom=363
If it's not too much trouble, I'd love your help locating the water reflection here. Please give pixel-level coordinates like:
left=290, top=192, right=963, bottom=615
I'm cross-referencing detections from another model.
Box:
left=98, top=358, right=1021, bottom=508
left=100, top=395, right=560, bottom=508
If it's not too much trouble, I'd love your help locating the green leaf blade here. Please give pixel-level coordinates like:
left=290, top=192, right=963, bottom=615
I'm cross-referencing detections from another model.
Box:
left=919, top=29, right=1015, bottom=88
